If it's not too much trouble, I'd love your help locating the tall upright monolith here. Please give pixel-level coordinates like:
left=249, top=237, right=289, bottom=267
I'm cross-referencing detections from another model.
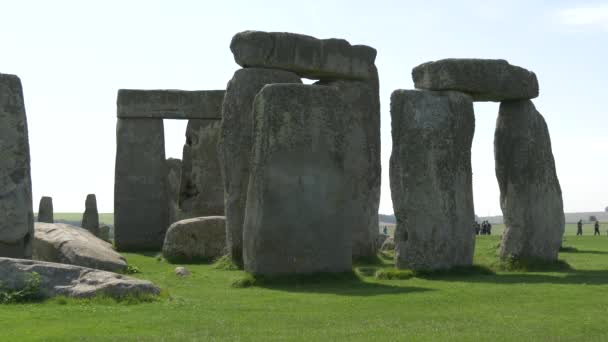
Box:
left=38, top=196, right=54, bottom=223
left=0, top=73, right=34, bottom=258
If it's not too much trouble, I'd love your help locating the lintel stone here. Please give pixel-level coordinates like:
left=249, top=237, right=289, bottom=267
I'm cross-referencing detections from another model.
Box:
left=117, top=89, right=225, bottom=119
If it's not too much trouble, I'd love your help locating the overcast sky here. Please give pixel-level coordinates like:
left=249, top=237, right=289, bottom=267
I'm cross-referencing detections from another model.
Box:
left=1, top=0, right=606, bottom=215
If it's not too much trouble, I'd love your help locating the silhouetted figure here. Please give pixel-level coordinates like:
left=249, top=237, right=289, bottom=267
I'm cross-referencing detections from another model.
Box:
left=594, top=221, right=600, bottom=236
left=383, top=226, right=388, bottom=235
left=577, top=219, right=583, bottom=236
left=474, top=221, right=480, bottom=235
left=487, top=222, right=492, bottom=235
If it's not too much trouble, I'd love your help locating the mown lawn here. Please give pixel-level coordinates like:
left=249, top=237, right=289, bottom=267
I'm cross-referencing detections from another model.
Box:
left=51, top=212, right=114, bottom=226
left=2, top=234, right=608, bottom=340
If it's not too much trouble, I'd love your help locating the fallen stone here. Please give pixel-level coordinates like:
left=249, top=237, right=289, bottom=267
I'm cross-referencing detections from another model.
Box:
left=0, top=257, right=159, bottom=299
left=117, top=89, right=225, bottom=119
left=495, top=100, right=565, bottom=261
left=37, top=196, right=54, bottom=223
left=230, top=31, right=377, bottom=81
left=412, top=59, right=539, bottom=102
left=218, top=68, right=301, bottom=266
left=390, top=90, right=476, bottom=270
left=114, top=118, right=169, bottom=251
left=174, top=266, right=191, bottom=277
left=243, top=84, right=353, bottom=275
left=380, top=236, right=395, bottom=251
left=33, top=222, right=127, bottom=273
left=166, top=158, right=182, bottom=224
left=0, top=73, right=34, bottom=259
left=179, top=120, right=224, bottom=218
left=162, top=216, right=226, bottom=263
left=81, top=194, right=100, bottom=236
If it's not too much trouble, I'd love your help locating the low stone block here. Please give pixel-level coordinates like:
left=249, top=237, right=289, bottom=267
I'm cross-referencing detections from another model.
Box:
left=162, top=216, right=226, bottom=263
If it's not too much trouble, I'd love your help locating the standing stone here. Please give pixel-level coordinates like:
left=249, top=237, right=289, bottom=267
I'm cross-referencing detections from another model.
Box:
left=114, top=118, right=169, bottom=251
left=219, top=68, right=301, bottom=267
left=230, top=31, right=377, bottom=81
left=166, top=158, right=182, bottom=224
left=321, top=80, right=381, bottom=259
left=179, top=119, right=224, bottom=218
left=390, top=90, right=476, bottom=270
left=38, top=196, right=54, bottom=223
left=243, top=84, right=353, bottom=275
left=81, top=194, right=100, bottom=236
left=98, top=225, right=111, bottom=242
left=495, top=100, right=564, bottom=261
left=0, top=73, right=34, bottom=259
left=412, top=59, right=539, bottom=102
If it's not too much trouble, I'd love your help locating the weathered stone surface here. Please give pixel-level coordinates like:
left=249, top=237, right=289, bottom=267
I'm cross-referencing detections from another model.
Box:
left=37, top=196, right=54, bottom=223
left=380, top=236, right=395, bottom=251
left=0, top=73, right=34, bottom=259
left=243, top=84, right=354, bottom=275
left=179, top=120, right=224, bottom=218
left=162, top=216, right=226, bottom=262
left=114, top=118, right=169, bottom=251
left=390, top=90, right=476, bottom=270
left=218, top=68, right=301, bottom=266
left=81, top=194, right=100, bottom=236
left=412, top=59, right=539, bottom=102
left=117, top=89, right=225, bottom=119
left=33, top=222, right=127, bottom=273
left=0, top=257, right=159, bottom=299
left=230, top=31, right=377, bottom=81
left=495, top=100, right=564, bottom=261
left=166, top=158, right=182, bottom=224
left=377, top=233, right=390, bottom=249
left=175, top=266, right=191, bottom=277
left=321, top=80, right=381, bottom=259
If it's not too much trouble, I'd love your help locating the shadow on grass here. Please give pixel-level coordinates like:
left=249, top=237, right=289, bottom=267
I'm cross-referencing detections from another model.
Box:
left=457, top=269, right=608, bottom=286
left=232, top=271, right=433, bottom=296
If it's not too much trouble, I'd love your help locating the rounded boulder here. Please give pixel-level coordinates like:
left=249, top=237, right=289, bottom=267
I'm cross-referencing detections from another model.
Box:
left=162, top=216, right=226, bottom=263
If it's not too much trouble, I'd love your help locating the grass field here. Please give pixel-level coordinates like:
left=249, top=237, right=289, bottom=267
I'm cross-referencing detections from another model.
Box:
left=380, top=223, right=608, bottom=237
left=2, top=231, right=608, bottom=340
left=46, top=213, right=114, bottom=226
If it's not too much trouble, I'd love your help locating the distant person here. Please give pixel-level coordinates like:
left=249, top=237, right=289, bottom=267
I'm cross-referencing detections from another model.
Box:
left=594, top=221, right=600, bottom=236
left=474, top=221, right=480, bottom=235
left=577, top=219, right=583, bottom=236
left=487, top=222, right=492, bottom=235
left=383, top=226, right=388, bottom=235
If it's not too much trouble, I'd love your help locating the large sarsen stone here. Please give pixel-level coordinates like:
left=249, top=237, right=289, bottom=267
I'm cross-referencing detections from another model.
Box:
left=0, top=73, right=34, bottom=259
left=37, top=196, right=54, bottom=223
left=412, top=59, right=539, bottom=102
left=162, top=216, right=226, bottom=263
left=230, top=31, right=377, bottom=81
left=495, top=100, right=564, bottom=261
left=219, top=68, right=301, bottom=266
left=243, top=84, right=353, bottom=275
left=390, top=90, right=476, bottom=270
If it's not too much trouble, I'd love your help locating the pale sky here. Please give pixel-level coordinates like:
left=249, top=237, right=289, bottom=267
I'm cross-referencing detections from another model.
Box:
left=1, top=0, right=606, bottom=215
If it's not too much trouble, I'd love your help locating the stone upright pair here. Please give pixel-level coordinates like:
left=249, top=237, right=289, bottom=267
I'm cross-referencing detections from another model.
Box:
left=390, top=59, right=564, bottom=270
left=220, top=31, right=381, bottom=274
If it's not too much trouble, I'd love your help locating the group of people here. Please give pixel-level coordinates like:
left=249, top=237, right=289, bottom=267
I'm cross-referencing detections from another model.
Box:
left=474, top=221, right=492, bottom=235
left=576, top=220, right=603, bottom=236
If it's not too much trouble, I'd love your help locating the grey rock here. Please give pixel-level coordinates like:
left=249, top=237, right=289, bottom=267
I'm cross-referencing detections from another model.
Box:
left=37, top=196, right=54, bottom=223
left=162, top=216, right=226, bottom=263
left=166, top=158, right=182, bottom=224
left=0, top=73, right=34, bottom=259
left=243, top=84, right=353, bottom=275
left=412, top=59, right=539, bottom=102
left=321, top=80, right=381, bottom=259
left=390, top=90, right=476, bottom=270
left=179, top=120, right=224, bottom=218
left=377, top=233, right=390, bottom=249
left=380, top=236, right=395, bottom=251
left=495, top=100, right=565, bottom=261
left=81, top=194, right=99, bottom=236
left=33, top=222, right=127, bottom=273
left=98, top=225, right=111, bottom=242
left=117, top=89, right=225, bottom=119
left=0, top=257, right=159, bottom=299
left=230, top=31, right=377, bottom=81
left=114, top=118, right=169, bottom=251
left=218, top=68, right=301, bottom=266
left=174, top=266, right=191, bottom=277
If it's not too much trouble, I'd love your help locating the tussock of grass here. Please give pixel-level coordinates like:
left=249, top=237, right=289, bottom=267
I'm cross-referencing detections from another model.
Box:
left=414, top=265, right=495, bottom=278
left=232, top=271, right=360, bottom=288
left=213, top=255, right=240, bottom=271
left=374, top=268, right=414, bottom=280
left=355, top=267, right=379, bottom=277
left=46, top=288, right=169, bottom=305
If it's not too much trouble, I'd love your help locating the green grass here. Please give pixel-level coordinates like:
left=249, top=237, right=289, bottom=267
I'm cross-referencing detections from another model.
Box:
left=2, top=235, right=608, bottom=340
left=41, top=213, right=114, bottom=226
